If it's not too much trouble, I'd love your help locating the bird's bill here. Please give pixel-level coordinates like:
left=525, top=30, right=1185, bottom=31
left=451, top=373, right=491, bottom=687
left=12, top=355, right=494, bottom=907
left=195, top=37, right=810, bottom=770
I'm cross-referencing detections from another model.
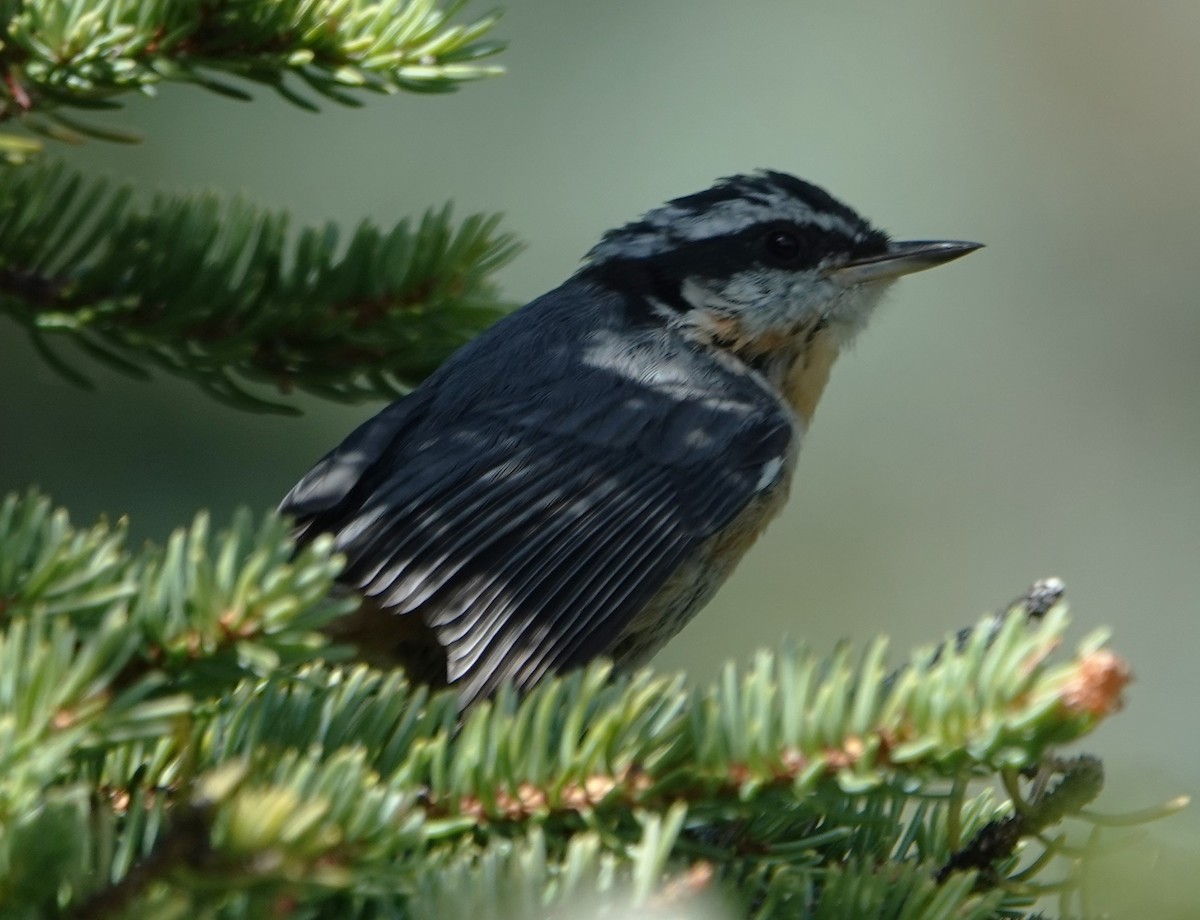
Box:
left=825, top=239, right=983, bottom=283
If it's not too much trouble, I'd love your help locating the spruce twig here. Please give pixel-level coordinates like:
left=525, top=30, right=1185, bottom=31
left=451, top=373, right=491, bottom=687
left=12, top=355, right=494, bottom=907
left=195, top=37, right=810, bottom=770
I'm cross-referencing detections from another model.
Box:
left=0, top=0, right=506, bottom=128
left=0, top=159, right=522, bottom=412
left=0, top=491, right=1140, bottom=919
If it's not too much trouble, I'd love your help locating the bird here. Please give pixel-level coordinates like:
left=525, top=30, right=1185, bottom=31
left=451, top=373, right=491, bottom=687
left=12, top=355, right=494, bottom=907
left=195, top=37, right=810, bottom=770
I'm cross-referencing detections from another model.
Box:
left=280, top=170, right=980, bottom=705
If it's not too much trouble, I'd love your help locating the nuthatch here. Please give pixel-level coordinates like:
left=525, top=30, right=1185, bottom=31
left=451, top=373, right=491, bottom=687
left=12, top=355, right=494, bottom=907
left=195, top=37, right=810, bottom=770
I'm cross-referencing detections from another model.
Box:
left=282, top=171, right=980, bottom=704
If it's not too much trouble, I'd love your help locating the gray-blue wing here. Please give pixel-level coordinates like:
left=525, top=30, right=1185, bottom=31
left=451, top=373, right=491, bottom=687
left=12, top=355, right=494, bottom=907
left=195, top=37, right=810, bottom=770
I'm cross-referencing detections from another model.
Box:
left=281, top=334, right=792, bottom=702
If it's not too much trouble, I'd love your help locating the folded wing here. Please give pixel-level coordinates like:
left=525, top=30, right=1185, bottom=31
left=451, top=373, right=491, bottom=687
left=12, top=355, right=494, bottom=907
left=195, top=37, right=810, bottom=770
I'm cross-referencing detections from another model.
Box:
left=282, top=316, right=792, bottom=703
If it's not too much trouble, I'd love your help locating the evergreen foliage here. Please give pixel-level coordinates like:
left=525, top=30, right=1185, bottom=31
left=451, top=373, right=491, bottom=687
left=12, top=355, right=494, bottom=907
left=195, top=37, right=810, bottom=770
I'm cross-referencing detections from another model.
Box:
left=0, top=0, right=506, bottom=150
left=0, top=159, right=521, bottom=412
left=0, top=491, right=1134, bottom=919
left=1, top=0, right=517, bottom=411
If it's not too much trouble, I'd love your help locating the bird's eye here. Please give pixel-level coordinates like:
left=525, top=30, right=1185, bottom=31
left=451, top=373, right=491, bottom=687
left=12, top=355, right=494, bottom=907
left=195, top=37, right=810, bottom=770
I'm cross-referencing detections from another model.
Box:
left=764, top=228, right=801, bottom=263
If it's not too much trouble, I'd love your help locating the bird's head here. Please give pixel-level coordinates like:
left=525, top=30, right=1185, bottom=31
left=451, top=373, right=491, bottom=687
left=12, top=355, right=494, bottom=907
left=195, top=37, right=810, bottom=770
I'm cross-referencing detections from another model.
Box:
left=581, top=170, right=980, bottom=367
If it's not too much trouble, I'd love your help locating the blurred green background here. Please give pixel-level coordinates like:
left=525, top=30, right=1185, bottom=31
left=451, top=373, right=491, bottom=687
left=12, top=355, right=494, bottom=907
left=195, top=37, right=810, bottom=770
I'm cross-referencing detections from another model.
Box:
left=2, top=1, right=1197, bottom=908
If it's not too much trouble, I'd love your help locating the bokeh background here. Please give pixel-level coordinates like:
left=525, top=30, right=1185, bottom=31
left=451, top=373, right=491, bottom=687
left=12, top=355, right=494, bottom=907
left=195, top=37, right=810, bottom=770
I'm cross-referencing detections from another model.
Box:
left=2, top=2, right=1197, bottom=911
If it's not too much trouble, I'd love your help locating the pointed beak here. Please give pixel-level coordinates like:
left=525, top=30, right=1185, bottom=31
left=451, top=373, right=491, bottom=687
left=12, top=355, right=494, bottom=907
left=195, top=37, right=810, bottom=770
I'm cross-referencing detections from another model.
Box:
left=825, top=239, right=983, bottom=284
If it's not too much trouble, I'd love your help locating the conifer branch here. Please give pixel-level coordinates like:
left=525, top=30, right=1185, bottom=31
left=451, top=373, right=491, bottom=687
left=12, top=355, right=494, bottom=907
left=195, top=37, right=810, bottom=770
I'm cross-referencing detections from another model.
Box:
left=1, top=0, right=505, bottom=151
left=0, top=491, right=1138, bottom=919
left=0, top=159, right=521, bottom=412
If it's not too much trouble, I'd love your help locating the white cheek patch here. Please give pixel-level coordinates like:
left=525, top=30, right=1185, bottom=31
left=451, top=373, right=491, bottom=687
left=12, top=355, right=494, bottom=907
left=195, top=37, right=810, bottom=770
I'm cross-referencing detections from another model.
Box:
left=826, top=281, right=894, bottom=346
left=680, top=270, right=833, bottom=346
left=755, top=455, right=785, bottom=492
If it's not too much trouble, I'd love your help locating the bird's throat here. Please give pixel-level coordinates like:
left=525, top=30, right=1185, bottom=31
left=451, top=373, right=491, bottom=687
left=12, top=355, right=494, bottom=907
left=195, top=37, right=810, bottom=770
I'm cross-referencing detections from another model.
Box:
left=682, top=305, right=842, bottom=425
left=780, top=326, right=840, bottom=425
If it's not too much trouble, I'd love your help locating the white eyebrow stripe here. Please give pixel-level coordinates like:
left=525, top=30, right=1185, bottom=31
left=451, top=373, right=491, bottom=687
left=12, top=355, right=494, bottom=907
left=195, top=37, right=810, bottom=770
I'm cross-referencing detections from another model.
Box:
left=587, top=196, right=867, bottom=262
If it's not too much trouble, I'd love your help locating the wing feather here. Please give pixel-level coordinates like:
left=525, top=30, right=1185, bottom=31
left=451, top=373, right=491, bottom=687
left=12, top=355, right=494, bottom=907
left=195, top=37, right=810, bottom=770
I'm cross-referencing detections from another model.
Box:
left=361, top=448, right=567, bottom=606
left=446, top=471, right=682, bottom=697
left=505, top=504, right=688, bottom=694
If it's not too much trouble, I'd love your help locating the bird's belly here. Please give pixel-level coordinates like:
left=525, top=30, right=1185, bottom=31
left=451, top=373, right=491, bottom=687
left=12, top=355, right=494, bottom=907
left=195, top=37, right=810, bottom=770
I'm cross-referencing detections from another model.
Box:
left=610, top=454, right=797, bottom=668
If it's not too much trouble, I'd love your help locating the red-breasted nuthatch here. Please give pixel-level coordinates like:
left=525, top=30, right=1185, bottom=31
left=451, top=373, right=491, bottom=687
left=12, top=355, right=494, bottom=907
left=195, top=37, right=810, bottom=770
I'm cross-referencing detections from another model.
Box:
left=282, top=171, right=980, bottom=704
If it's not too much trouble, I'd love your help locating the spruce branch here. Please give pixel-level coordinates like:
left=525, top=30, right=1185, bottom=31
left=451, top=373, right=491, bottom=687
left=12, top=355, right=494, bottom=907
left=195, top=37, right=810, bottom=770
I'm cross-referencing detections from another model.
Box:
left=0, top=158, right=522, bottom=412
left=0, top=490, right=1143, bottom=918
left=0, top=0, right=505, bottom=152
left=0, top=490, right=353, bottom=768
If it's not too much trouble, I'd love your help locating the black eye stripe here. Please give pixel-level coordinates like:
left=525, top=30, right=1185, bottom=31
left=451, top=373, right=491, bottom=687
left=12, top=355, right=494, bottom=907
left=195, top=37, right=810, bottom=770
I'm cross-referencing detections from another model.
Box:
left=634, top=223, right=885, bottom=277
left=580, top=220, right=890, bottom=311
